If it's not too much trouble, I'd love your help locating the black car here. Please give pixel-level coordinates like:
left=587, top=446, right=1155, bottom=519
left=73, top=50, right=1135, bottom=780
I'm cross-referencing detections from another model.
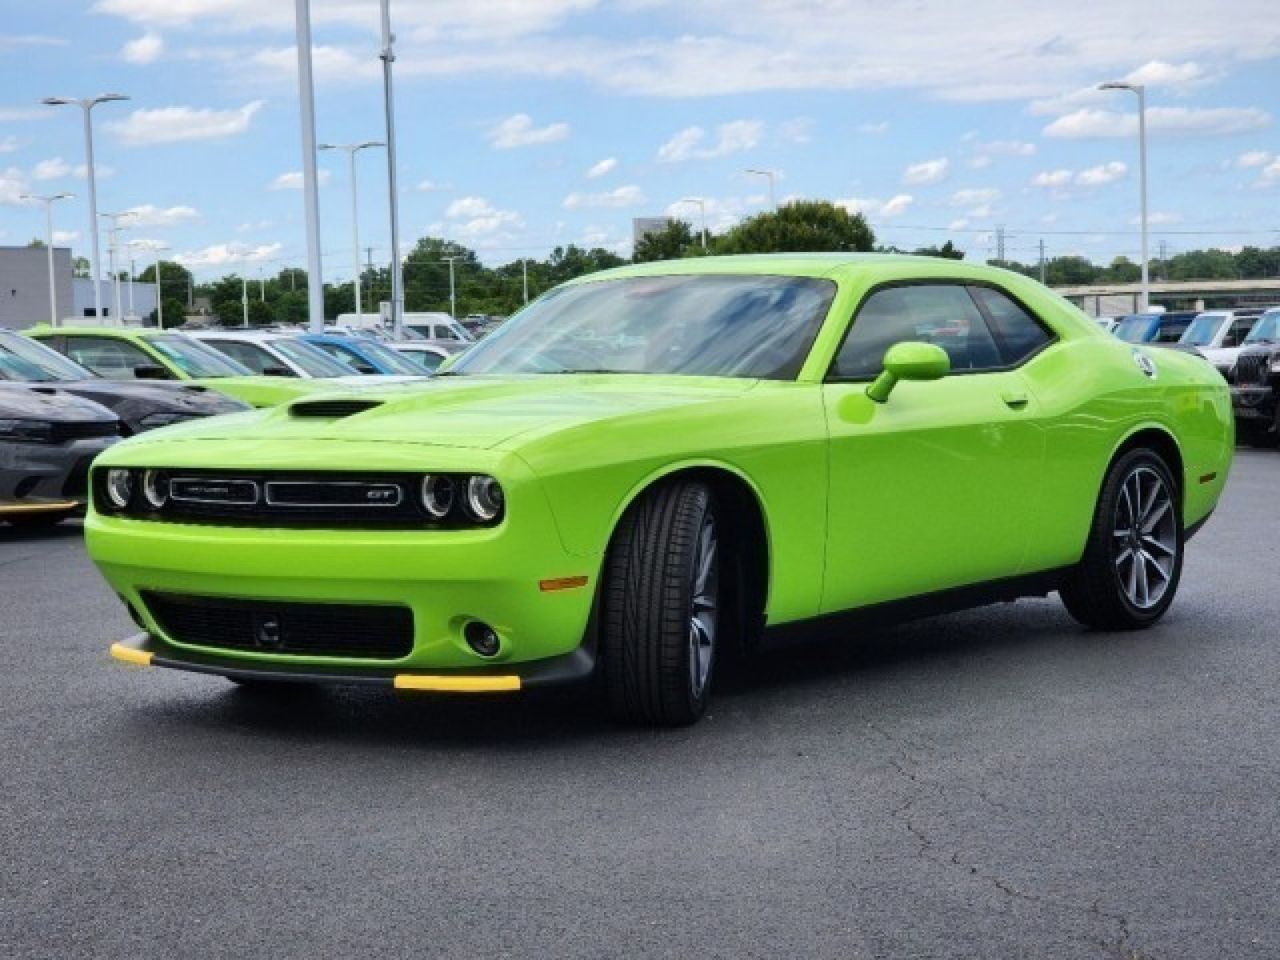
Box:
left=1228, top=307, right=1280, bottom=446
left=1, top=383, right=119, bottom=528
left=0, top=330, right=249, bottom=435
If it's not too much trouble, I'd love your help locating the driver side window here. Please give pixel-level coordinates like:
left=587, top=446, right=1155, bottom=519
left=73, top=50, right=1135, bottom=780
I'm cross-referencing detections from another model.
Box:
left=831, top=284, right=1000, bottom=380
left=64, top=337, right=164, bottom=380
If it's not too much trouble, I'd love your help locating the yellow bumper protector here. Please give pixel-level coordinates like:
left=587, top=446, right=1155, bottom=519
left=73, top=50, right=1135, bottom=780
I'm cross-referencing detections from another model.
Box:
left=393, top=674, right=521, bottom=693
left=110, top=643, right=153, bottom=667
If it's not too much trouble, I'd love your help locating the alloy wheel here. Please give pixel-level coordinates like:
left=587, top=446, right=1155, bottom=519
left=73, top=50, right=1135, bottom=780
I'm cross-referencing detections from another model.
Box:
left=688, top=511, right=719, bottom=697
left=1112, top=465, right=1178, bottom=610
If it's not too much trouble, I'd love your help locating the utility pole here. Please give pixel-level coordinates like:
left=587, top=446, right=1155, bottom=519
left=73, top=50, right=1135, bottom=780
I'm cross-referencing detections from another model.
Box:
left=241, top=273, right=249, bottom=327
left=522, top=258, right=529, bottom=305
left=187, top=270, right=194, bottom=309
left=1038, top=238, right=1046, bottom=284
left=366, top=246, right=375, bottom=313
left=379, top=0, right=405, bottom=339
left=99, top=210, right=134, bottom=324
left=442, top=255, right=459, bottom=319
left=293, top=0, right=326, bottom=332
left=746, top=168, right=778, bottom=210
left=259, top=267, right=266, bottom=301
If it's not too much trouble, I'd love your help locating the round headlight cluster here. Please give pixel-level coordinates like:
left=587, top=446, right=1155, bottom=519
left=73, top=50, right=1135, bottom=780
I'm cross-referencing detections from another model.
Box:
left=105, top=469, right=134, bottom=509
left=466, top=476, right=505, bottom=522
left=142, top=470, right=169, bottom=509
left=418, top=473, right=504, bottom=524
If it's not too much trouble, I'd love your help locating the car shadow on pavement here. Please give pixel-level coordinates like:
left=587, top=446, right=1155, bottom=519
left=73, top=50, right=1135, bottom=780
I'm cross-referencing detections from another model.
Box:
left=120, top=598, right=1087, bottom=750
left=0, top=521, right=84, bottom=544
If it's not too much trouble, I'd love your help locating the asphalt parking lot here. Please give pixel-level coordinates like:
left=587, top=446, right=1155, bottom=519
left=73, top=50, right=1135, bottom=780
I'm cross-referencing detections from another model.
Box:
left=2, top=452, right=1277, bottom=960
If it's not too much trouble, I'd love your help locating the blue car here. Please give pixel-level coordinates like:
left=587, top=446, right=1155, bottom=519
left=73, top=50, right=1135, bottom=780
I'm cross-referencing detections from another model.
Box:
left=1112, top=311, right=1200, bottom=345
left=298, top=333, right=429, bottom=377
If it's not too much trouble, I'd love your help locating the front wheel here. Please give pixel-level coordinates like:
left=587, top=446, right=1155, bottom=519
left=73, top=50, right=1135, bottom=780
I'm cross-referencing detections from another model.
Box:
left=1060, top=448, right=1183, bottom=630
left=601, top=480, right=721, bottom=726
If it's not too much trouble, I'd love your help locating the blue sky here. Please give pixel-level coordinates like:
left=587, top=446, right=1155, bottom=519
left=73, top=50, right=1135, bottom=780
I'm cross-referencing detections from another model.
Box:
left=2, top=0, right=1278, bottom=280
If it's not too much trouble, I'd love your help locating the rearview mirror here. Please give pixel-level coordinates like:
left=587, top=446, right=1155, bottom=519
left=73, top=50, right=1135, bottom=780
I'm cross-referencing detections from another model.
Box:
left=133, top=364, right=171, bottom=381
left=866, top=342, right=950, bottom=403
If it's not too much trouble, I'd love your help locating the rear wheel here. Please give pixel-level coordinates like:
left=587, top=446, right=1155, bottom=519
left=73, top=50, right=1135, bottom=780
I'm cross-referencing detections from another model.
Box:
left=601, top=480, right=721, bottom=726
left=1060, top=448, right=1183, bottom=630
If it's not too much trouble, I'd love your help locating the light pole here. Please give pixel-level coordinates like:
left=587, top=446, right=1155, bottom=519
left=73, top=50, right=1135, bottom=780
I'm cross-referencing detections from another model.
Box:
left=41, top=94, right=129, bottom=320
left=680, top=197, right=708, bottom=249
left=319, top=140, right=384, bottom=327
left=379, top=0, right=405, bottom=338
left=746, top=168, right=778, bottom=210
left=99, top=211, right=134, bottom=324
left=442, top=255, right=459, bottom=319
left=149, top=244, right=170, bottom=327
left=293, top=0, right=326, bottom=332
left=20, top=193, right=73, bottom=326
left=241, top=273, right=250, bottom=327
left=522, top=258, right=529, bottom=305
left=1100, top=81, right=1149, bottom=311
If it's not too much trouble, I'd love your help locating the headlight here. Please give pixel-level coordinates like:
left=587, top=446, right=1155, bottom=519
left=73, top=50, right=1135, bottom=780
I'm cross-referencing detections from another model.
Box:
left=465, top=475, right=504, bottom=522
left=0, top=419, right=54, bottom=442
left=105, top=469, right=134, bottom=509
left=420, top=474, right=456, bottom=519
left=142, top=470, right=169, bottom=509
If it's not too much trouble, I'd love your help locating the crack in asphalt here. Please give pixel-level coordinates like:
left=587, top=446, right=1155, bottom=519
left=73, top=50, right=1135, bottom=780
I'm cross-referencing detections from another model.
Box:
left=864, top=717, right=1152, bottom=959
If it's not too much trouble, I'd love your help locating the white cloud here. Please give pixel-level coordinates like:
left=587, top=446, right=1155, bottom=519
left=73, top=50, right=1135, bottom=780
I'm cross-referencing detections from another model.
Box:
left=1031, top=169, right=1074, bottom=188
left=74, top=163, right=113, bottom=180
left=0, top=136, right=18, bottom=154
left=1122, top=60, right=1210, bottom=91
left=839, top=194, right=913, bottom=219
left=248, top=44, right=379, bottom=84
left=416, top=179, right=442, bottom=192
left=0, top=108, right=48, bottom=122
left=1237, top=150, right=1273, bottom=168
left=902, top=158, right=949, bottom=186
left=947, top=218, right=969, bottom=231
left=1132, top=212, right=1182, bottom=225
left=107, top=100, right=264, bottom=145
left=122, top=203, right=200, bottom=227
left=33, top=157, right=71, bottom=180
left=121, top=31, right=163, bottom=64
left=657, top=120, right=763, bottom=162
left=778, top=117, right=814, bottom=144
left=1044, top=106, right=1271, bottom=139
left=0, top=166, right=32, bottom=205
left=858, top=121, right=889, bottom=135
left=444, top=195, right=524, bottom=238
left=175, top=242, right=282, bottom=268
left=1075, top=161, right=1127, bottom=185
left=487, top=113, right=570, bottom=148
left=1260, top=158, right=1280, bottom=186
left=562, top=185, right=646, bottom=209
left=949, top=188, right=1001, bottom=207
left=585, top=157, right=617, bottom=179
left=52, top=230, right=79, bottom=245
left=269, top=169, right=330, bottom=190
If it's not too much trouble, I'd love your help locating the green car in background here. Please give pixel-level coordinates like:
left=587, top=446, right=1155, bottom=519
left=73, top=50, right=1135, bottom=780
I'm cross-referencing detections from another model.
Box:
left=92, top=255, right=1233, bottom=725
left=27, top=327, right=337, bottom=408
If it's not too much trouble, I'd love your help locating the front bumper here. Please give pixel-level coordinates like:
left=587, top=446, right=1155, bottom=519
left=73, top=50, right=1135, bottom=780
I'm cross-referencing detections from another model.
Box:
left=109, top=631, right=594, bottom=691
left=1230, top=385, right=1275, bottom=422
left=0, top=435, right=115, bottom=503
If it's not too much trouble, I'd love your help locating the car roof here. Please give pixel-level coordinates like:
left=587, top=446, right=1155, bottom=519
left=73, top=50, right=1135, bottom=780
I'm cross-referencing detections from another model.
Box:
left=572, top=252, right=1029, bottom=284
left=27, top=326, right=175, bottom=339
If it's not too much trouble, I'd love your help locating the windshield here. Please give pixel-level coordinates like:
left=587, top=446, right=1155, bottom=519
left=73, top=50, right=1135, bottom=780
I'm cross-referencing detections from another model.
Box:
left=268, top=337, right=358, bottom=377
left=346, top=339, right=429, bottom=376
left=1113, top=315, right=1156, bottom=343
left=147, top=335, right=254, bottom=378
left=1179, top=314, right=1227, bottom=346
left=0, top=332, right=91, bottom=382
left=1245, top=311, right=1280, bottom=343
left=450, top=274, right=836, bottom=378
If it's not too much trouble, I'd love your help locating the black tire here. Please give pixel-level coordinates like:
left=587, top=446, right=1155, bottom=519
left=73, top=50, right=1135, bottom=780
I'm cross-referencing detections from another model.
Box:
left=1237, top=420, right=1277, bottom=448
left=1060, top=447, right=1184, bottom=630
left=601, top=480, right=723, bottom=726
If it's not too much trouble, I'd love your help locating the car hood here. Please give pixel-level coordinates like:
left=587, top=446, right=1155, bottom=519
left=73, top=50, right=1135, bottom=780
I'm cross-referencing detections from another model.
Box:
left=0, top=382, right=119, bottom=423
left=129, top=374, right=760, bottom=450
left=35, top=379, right=247, bottom=415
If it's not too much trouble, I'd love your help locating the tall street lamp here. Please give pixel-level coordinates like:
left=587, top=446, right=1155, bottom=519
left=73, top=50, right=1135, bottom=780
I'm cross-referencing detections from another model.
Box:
left=148, top=244, right=170, bottom=328
left=318, top=140, right=384, bottom=327
left=680, top=197, right=708, bottom=249
left=98, top=211, right=134, bottom=325
left=20, top=192, right=73, bottom=326
left=746, top=168, right=778, bottom=211
left=41, top=94, right=129, bottom=320
left=292, top=0, right=326, bottom=332
left=1100, top=81, right=1149, bottom=311
left=379, top=0, right=406, bottom=338
left=441, top=255, right=459, bottom=320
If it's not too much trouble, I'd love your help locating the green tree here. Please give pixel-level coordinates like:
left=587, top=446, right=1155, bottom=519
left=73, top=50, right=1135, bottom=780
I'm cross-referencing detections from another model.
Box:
left=136, top=260, right=192, bottom=306
left=147, top=297, right=189, bottom=329
left=912, top=241, right=965, bottom=260
left=633, top=220, right=698, bottom=263
left=247, top=298, right=274, bottom=326
left=716, top=201, right=875, bottom=255
left=72, top=256, right=90, bottom=278
left=213, top=300, right=244, bottom=325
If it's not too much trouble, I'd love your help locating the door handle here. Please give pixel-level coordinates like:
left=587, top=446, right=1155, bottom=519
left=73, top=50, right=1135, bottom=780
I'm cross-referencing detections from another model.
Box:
left=1001, top=391, right=1029, bottom=409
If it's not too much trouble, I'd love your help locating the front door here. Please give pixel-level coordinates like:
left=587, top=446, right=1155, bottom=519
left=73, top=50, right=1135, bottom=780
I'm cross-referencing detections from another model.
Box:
left=820, top=282, right=1050, bottom=614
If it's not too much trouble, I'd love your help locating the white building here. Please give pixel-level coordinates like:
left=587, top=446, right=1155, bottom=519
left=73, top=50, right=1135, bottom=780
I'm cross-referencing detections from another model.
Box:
left=0, top=245, right=74, bottom=330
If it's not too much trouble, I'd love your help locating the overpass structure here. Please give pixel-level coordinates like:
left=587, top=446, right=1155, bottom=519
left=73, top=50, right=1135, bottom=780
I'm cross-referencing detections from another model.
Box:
left=1053, top=278, right=1280, bottom=316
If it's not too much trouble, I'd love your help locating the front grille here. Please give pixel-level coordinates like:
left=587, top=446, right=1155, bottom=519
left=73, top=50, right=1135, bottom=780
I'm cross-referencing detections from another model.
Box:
left=1235, top=353, right=1270, bottom=387
left=142, top=591, right=414, bottom=660
left=50, top=420, right=119, bottom=442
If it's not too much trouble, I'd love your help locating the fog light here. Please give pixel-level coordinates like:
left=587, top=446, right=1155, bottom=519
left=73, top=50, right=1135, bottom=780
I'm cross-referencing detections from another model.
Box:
left=463, top=621, right=501, bottom=657
left=142, top=470, right=168, bottom=509
left=105, top=469, right=134, bottom=509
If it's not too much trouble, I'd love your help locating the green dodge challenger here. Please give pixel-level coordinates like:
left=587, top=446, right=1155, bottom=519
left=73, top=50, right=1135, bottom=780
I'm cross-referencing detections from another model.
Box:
left=95, top=255, right=1233, bottom=725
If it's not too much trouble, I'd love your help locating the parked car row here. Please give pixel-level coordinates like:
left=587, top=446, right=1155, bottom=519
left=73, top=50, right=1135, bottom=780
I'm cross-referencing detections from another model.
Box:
left=3, top=321, right=478, bottom=526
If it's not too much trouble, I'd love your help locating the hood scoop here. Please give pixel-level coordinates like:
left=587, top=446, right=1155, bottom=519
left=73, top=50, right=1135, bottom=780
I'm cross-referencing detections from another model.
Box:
left=290, top=398, right=385, bottom=419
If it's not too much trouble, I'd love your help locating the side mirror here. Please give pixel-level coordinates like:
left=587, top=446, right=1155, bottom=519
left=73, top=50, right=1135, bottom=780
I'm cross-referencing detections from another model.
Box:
left=133, top=364, right=172, bottom=381
left=866, top=342, right=950, bottom=403
left=262, top=366, right=294, bottom=377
